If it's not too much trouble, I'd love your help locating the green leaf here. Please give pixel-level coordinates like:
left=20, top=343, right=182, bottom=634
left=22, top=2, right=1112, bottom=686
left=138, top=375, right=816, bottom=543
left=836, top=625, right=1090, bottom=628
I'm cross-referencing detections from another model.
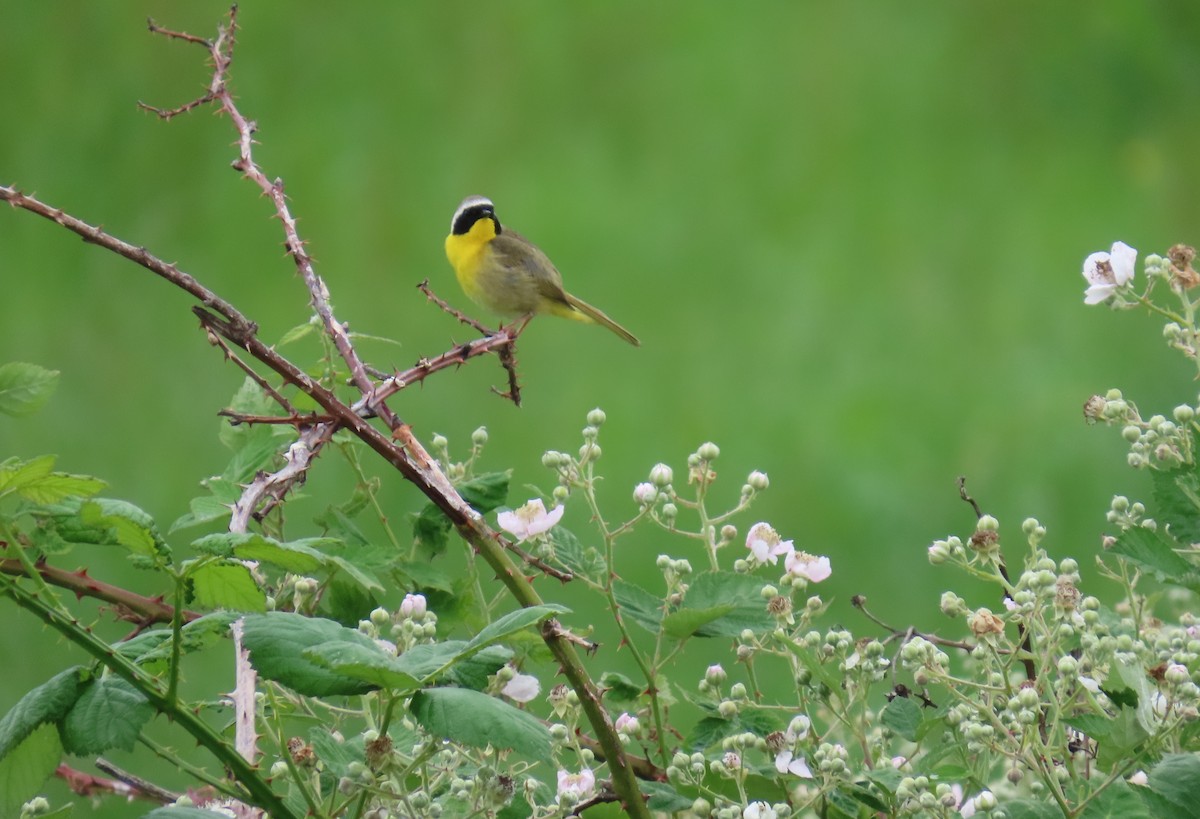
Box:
left=880, top=695, right=921, bottom=742
left=171, top=478, right=242, bottom=532
left=1144, top=753, right=1200, bottom=819
left=1108, top=526, right=1196, bottom=582
left=308, top=726, right=366, bottom=778
left=0, top=454, right=55, bottom=497
left=116, top=612, right=238, bottom=669
left=1080, top=777, right=1153, bottom=819
left=1151, top=462, right=1200, bottom=544
left=677, top=571, right=773, bottom=638
left=394, top=559, right=455, bottom=593
left=612, top=579, right=664, bottom=634
left=278, top=319, right=320, bottom=347
left=1004, top=800, right=1067, bottom=819
left=412, top=471, right=511, bottom=557
left=142, top=809, right=242, bottom=819
left=33, top=498, right=170, bottom=558
left=663, top=605, right=735, bottom=641
left=447, top=645, right=513, bottom=690
left=461, top=605, right=568, bottom=658
left=641, top=780, right=694, bottom=812
left=547, top=526, right=605, bottom=579
left=392, top=641, right=468, bottom=683
left=1113, top=658, right=1161, bottom=736
left=409, top=687, right=550, bottom=759
left=17, top=471, right=107, bottom=504
left=0, top=723, right=62, bottom=816
left=61, top=676, right=152, bottom=754
left=189, top=562, right=266, bottom=612
left=0, top=362, right=58, bottom=417
left=0, top=666, right=86, bottom=759
left=598, top=671, right=642, bottom=703
left=303, top=642, right=421, bottom=691
left=241, top=613, right=378, bottom=696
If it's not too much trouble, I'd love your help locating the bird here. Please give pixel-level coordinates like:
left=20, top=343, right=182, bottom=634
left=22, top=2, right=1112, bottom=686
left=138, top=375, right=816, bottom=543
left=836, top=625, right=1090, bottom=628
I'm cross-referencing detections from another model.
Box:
left=444, top=195, right=640, bottom=346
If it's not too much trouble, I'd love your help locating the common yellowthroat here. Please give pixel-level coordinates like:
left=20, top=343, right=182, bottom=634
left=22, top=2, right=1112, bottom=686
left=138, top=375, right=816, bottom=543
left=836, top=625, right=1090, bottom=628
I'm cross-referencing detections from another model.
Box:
left=445, top=196, right=640, bottom=346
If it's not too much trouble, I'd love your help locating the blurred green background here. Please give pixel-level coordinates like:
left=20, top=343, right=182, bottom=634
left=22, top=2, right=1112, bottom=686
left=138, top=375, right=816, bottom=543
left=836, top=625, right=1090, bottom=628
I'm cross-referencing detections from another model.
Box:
left=3, top=2, right=1199, bottom=815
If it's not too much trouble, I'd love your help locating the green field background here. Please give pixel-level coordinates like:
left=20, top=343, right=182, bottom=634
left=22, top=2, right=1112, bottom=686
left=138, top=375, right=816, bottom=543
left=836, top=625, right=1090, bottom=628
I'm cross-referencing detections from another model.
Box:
left=2, top=3, right=1199, bottom=815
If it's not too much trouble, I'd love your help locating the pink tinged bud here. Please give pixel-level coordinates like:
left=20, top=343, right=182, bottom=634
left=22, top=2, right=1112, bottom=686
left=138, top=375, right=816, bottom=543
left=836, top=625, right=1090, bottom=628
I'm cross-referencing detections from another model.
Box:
left=400, top=593, right=427, bottom=619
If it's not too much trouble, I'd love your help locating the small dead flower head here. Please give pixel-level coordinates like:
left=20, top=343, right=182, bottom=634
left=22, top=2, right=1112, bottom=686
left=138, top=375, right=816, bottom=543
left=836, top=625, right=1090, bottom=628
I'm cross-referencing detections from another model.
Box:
left=968, top=607, right=1005, bottom=638
left=1055, top=577, right=1081, bottom=611
left=1169, top=244, right=1200, bottom=290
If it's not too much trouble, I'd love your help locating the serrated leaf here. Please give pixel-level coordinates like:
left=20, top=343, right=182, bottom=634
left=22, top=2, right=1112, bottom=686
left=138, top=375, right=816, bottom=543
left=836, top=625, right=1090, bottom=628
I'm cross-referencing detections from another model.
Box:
left=412, top=471, right=512, bottom=557
left=598, top=671, right=642, bottom=703
left=1079, top=777, right=1153, bottom=819
left=1065, top=712, right=1117, bottom=741
left=1114, top=658, right=1161, bottom=736
left=17, top=472, right=107, bottom=504
left=409, top=688, right=550, bottom=759
left=0, top=723, right=62, bottom=815
left=0, top=455, right=56, bottom=498
left=447, top=645, right=513, bottom=690
left=241, top=613, right=378, bottom=696
left=1005, top=798, right=1073, bottom=819
left=308, top=727, right=366, bottom=778
left=640, top=780, right=693, bottom=812
left=190, top=562, right=265, bottom=612
left=1108, top=526, right=1196, bottom=582
left=277, top=319, right=319, bottom=347
left=394, top=559, right=455, bottom=593
left=881, top=695, right=921, bottom=742
left=1144, top=753, right=1200, bottom=819
left=547, top=526, right=605, bottom=579
left=61, top=676, right=152, bottom=755
left=194, top=532, right=325, bottom=572
left=612, top=579, right=664, bottom=634
left=119, top=612, right=238, bottom=670
left=678, top=572, right=773, bottom=638
left=392, top=641, right=468, bottom=682
left=171, top=492, right=236, bottom=533
left=1151, top=463, right=1200, bottom=545
left=0, top=362, right=59, bottom=417
left=663, top=605, right=736, bottom=640
left=0, top=666, right=86, bottom=759
left=461, top=605, right=569, bottom=658
left=42, top=498, right=168, bottom=558
left=303, top=642, right=420, bottom=691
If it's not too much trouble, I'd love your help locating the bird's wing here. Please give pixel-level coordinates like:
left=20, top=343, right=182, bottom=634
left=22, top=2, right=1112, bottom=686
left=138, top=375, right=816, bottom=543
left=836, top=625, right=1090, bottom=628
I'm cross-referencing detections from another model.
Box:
left=490, top=231, right=572, bottom=305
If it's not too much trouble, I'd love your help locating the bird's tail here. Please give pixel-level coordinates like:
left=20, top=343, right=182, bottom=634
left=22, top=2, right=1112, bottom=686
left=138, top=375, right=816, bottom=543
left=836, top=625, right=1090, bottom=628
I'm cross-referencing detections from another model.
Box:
left=562, top=293, right=641, bottom=346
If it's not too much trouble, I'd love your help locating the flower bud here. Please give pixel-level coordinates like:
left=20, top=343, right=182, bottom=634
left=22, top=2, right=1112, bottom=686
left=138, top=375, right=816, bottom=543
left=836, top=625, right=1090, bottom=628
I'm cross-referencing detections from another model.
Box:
left=747, top=470, right=769, bottom=491
left=542, top=451, right=563, bottom=468
left=587, top=408, right=606, bottom=427
left=633, top=482, right=658, bottom=505
left=697, top=442, right=720, bottom=461
left=650, top=463, right=673, bottom=487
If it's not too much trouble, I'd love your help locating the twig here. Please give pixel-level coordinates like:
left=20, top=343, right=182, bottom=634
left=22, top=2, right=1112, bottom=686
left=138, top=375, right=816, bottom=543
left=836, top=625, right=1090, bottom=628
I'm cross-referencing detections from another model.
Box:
left=417, top=279, right=524, bottom=405
left=94, top=758, right=181, bottom=803
left=204, top=328, right=297, bottom=415
left=957, top=476, right=982, bottom=519
left=0, top=557, right=199, bottom=627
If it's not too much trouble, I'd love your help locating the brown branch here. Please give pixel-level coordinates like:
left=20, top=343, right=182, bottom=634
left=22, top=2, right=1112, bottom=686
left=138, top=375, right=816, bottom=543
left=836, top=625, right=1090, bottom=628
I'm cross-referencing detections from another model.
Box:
left=417, top=279, right=524, bottom=406
left=957, top=475, right=982, bottom=519
left=94, top=757, right=182, bottom=803
left=217, top=410, right=333, bottom=426
left=204, top=327, right=297, bottom=415
left=0, top=557, right=199, bottom=626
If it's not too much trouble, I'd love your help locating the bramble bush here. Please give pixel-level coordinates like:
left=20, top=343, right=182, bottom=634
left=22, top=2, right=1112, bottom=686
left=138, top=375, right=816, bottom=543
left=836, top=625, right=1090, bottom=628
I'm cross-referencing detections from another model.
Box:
left=2, top=11, right=1200, bottom=819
